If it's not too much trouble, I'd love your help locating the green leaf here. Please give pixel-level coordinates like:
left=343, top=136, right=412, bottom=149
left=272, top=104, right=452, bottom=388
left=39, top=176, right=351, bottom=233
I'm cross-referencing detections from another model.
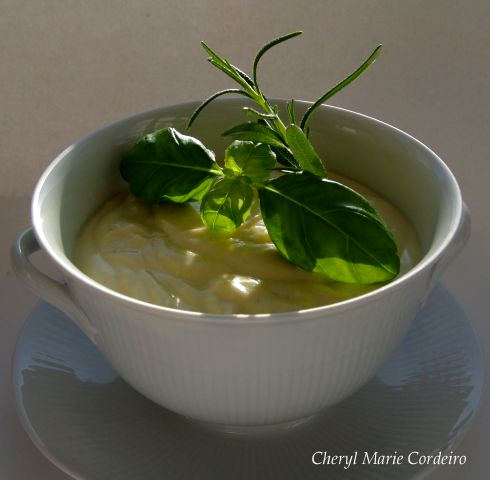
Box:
left=120, top=127, right=222, bottom=204
left=271, top=146, right=299, bottom=168
left=233, top=66, right=255, bottom=88
left=224, top=141, right=276, bottom=186
left=201, top=42, right=255, bottom=93
left=243, top=107, right=279, bottom=121
left=253, top=31, right=302, bottom=95
left=300, top=45, right=383, bottom=131
left=222, top=122, right=287, bottom=149
left=285, top=124, right=326, bottom=177
left=259, top=172, right=400, bottom=284
left=187, top=89, right=252, bottom=129
left=286, top=99, right=297, bottom=125
left=201, top=176, right=254, bottom=232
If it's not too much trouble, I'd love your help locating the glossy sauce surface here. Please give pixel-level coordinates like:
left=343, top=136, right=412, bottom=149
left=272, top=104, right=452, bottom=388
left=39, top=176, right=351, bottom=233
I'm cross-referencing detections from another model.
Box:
left=74, top=174, right=421, bottom=314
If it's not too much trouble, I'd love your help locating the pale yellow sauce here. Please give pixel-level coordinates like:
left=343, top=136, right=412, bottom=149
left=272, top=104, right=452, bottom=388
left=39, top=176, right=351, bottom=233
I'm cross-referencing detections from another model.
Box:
left=74, top=174, right=421, bottom=314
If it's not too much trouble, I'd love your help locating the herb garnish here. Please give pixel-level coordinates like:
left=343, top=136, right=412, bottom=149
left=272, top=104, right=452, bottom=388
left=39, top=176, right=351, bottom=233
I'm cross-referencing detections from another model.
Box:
left=120, top=32, right=400, bottom=284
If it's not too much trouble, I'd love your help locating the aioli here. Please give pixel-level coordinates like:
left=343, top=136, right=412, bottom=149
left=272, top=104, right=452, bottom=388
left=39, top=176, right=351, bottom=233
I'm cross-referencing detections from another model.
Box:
left=74, top=174, right=421, bottom=314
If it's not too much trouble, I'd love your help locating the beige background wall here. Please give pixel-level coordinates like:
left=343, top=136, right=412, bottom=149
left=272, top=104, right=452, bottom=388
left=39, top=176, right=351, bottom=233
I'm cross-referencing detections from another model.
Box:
left=1, top=1, right=489, bottom=479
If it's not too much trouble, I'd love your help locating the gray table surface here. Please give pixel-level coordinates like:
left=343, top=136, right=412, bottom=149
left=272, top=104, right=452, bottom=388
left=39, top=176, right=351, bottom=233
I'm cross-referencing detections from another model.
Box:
left=1, top=1, right=489, bottom=479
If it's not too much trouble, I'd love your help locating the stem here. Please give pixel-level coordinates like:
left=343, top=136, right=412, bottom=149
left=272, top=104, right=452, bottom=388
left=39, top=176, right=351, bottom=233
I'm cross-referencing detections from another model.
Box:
left=255, top=94, right=288, bottom=139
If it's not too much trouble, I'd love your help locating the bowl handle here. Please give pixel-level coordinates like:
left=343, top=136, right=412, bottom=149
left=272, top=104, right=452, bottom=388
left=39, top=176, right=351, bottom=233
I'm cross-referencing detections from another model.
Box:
left=421, top=202, right=471, bottom=306
left=11, top=227, right=98, bottom=343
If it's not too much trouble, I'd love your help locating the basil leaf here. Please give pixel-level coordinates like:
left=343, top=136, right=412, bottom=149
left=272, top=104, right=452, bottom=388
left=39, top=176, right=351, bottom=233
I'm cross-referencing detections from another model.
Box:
left=222, top=122, right=287, bottom=149
left=201, top=176, right=254, bottom=232
left=271, top=146, right=299, bottom=168
left=285, top=124, right=326, bottom=177
left=259, top=173, right=400, bottom=284
left=120, top=127, right=221, bottom=203
left=224, top=141, right=276, bottom=186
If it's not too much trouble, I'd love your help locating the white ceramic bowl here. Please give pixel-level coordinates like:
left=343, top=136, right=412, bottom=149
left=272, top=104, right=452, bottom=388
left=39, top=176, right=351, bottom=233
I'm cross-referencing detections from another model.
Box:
left=12, top=98, right=470, bottom=428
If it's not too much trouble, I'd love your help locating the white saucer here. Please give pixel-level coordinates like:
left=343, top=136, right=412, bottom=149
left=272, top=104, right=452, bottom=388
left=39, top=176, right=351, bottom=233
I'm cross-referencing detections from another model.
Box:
left=12, top=284, right=483, bottom=480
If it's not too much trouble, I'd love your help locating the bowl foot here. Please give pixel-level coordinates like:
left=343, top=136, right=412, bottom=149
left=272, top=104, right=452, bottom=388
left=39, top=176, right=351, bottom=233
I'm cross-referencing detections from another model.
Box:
left=184, top=411, right=322, bottom=437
